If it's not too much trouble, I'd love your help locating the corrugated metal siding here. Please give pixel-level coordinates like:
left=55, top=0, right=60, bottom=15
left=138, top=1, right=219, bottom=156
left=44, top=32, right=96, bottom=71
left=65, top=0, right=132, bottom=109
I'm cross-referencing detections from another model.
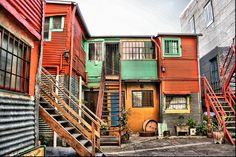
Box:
left=0, top=97, right=35, bottom=156
left=43, top=4, right=71, bottom=75
left=5, top=0, right=42, bottom=33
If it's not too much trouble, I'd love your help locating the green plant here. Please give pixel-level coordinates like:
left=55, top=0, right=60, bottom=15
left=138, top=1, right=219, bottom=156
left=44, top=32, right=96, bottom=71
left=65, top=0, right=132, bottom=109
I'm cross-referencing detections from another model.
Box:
left=196, top=120, right=208, bottom=135
left=187, top=117, right=197, bottom=128
left=176, top=115, right=186, bottom=126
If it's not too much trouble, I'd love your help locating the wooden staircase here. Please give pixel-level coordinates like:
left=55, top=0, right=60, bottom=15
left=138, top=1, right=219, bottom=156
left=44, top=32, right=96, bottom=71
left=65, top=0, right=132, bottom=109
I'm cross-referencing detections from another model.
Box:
left=39, top=68, right=106, bottom=156
left=101, top=77, right=121, bottom=146
left=202, top=37, right=236, bottom=145
left=96, top=58, right=122, bottom=146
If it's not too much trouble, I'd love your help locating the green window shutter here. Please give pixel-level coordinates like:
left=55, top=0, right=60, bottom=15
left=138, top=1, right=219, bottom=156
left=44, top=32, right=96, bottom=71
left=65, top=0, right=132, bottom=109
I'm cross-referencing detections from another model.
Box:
left=162, top=38, right=182, bottom=57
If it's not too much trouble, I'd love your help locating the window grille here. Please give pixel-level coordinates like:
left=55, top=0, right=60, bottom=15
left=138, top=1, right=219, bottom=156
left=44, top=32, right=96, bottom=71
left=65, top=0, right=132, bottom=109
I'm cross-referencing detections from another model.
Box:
left=0, top=27, right=31, bottom=93
left=132, top=90, right=153, bottom=107
left=122, top=41, right=155, bottom=60
left=88, top=42, right=102, bottom=61
left=162, top=38, right=182, bottom=57
left=166, top=95, right=188, bottom=110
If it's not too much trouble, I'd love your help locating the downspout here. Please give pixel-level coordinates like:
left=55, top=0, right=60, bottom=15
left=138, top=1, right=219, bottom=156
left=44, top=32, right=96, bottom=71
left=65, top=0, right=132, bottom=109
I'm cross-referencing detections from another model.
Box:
left=197, top=36, right=202, bottom=123
left=35, top=0, right=45, bottom=146
left=69, top=4, right=76, bottom=95
left=151, top=36, right=163, bottom=122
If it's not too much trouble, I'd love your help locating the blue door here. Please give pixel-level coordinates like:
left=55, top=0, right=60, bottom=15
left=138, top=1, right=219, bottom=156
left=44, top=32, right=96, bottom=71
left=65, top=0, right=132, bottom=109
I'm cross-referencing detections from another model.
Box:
left=111, top=93, right=119, bottom=126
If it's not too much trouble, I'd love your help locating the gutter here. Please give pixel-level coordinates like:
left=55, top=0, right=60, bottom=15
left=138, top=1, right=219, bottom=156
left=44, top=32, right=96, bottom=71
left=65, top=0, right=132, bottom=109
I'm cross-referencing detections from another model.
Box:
left=69, top=4, right=76, bottom=92
left=35, top=0, right=45, bottom=146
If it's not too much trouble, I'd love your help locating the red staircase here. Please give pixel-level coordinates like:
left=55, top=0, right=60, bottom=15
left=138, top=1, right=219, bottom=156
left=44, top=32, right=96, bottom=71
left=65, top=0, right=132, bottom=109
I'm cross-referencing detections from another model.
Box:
left=202, top=37, right=236, bottom=145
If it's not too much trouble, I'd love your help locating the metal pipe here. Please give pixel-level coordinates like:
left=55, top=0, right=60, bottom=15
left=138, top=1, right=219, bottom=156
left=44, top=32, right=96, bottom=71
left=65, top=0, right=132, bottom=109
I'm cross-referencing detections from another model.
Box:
left=34, top=0, right=45, bottom=146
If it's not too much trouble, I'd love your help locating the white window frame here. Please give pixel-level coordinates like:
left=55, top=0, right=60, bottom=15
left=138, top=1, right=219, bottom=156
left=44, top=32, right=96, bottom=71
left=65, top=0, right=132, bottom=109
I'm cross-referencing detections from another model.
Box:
left=44, top=16, right=64, bottom=41
left=204, top=1, right=214, bottom=27
left=189, top=16, right=196, bottom=33
left=164, top=95, right=190, bottom=113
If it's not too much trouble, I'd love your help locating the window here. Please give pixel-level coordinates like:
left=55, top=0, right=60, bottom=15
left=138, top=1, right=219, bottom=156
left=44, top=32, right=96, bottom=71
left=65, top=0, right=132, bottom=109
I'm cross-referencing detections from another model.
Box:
left=189, top=16, right=196, bottom=33
left=164, top=95, right=190, bottom=113
left=162, top=38, right=182, bottom=57
left=210, top=57, right=220, bottom=92
left=204, top=1, right=214, bottom=27
left=44, top=16, right=64, bottom=41
left=88, top=42, right=102, bottom=61
left=122, top=41, right=155, bottom=60
left=132, top=90, right=153, bottom=107
left=0, top=27, right=31, bottom=93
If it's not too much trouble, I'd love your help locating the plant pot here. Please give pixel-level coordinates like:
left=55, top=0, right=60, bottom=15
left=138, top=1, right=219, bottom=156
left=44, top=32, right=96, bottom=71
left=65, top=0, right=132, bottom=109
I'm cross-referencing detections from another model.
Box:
left=213, top=131, right=224, bottom=144
left=190, top=128, right=196, bottom=136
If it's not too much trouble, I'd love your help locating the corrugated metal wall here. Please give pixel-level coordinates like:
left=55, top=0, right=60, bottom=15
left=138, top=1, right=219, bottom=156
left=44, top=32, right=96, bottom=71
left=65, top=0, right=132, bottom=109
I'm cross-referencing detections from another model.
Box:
left=5, top=0, right=42, bottom=33
left=0, top=96, right=35, bottom=156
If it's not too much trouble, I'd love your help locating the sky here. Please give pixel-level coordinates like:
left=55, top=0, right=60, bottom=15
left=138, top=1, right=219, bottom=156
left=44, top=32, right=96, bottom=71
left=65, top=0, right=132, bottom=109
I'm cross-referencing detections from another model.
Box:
left=77, top=0, right=191, bottom=36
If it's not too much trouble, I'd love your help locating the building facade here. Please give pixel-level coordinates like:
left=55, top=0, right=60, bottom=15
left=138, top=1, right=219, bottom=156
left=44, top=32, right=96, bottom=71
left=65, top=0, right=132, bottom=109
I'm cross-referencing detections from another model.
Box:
left=84, top=34, right=201, bottom=137
left=180, top=0, right=235, bottom=96
left=39, top=0, right=89, bottom=146
left=0, top=0, right=44, bottom=155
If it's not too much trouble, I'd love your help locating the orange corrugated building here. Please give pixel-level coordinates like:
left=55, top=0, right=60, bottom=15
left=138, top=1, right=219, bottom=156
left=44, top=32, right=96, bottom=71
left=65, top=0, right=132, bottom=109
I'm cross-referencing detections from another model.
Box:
left=0, top=0, right=44, bottom=155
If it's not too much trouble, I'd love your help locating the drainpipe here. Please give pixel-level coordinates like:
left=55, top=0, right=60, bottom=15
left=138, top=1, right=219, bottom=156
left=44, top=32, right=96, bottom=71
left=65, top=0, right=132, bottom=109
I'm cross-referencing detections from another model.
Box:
left=197, top=36, right=202, bottom=123
left=151, top=36, right=163, bottom=122
left=35, top=0, right=45, bottom=146
left=69, top=4, right=76, bottom=97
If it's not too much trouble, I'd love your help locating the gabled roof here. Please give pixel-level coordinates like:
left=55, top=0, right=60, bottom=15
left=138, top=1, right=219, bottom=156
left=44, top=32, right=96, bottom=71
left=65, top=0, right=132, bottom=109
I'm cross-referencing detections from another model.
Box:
left=46, top=0, right=90, bottom=37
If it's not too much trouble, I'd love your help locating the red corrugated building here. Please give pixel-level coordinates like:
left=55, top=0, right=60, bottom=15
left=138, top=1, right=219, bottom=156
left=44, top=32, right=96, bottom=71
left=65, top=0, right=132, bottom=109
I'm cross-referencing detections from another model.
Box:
left=0, top=0, right=44, bottom=155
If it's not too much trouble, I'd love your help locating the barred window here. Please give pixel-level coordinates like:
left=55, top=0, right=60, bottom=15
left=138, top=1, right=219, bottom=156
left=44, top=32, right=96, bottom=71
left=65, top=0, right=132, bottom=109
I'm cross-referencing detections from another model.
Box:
left=162, top=38, right=182, bottom=57
left=122, top=41, right=155, bottom=60
left=89, top=42, right=102, bottom=61
left=132, top=90, right=153, bottom=107
left=0, top=27, right=31, bottom=93
left=166, top=95, right=188, bottom=110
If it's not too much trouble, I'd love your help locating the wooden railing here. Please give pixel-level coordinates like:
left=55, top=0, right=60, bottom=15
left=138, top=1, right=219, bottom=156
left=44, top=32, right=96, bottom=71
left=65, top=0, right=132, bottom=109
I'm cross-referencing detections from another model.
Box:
left=96, top=61, right=106, bottom=118
left=202, top=76, right=234, bottom=145
left=40, top=67, right=104, bottom=155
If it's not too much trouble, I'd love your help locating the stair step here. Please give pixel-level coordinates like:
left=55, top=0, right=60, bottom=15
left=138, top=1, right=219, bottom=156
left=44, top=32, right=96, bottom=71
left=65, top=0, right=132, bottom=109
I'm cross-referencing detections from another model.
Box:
left=95, top=153, right=104, bottom=157
left=226, top=121, right=235, bottom=124
left=79, top=139, right=90, bottom=146
left=72, top=133, right=82, bottom=139
left=51, top=114, right=61, bottom=117
left=104, top=90, right=120, bottom=93
left=229, top=132, right=236, bottom=137
left=226, top=127, right=236, bottom=130
left=58, top=120, right=68, bottom=124
left=64, top=127, right=74, bottom=131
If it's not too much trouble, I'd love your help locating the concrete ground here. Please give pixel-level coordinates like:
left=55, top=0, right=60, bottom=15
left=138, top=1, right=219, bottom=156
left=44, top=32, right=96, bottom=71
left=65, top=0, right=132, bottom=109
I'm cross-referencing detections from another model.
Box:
left=46, top=135, right=236, bottom=156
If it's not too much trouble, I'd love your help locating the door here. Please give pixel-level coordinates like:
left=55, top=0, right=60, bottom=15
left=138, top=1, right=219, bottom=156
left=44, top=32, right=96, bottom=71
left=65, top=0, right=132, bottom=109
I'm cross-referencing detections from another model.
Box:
left=105, top=44, right=119, bottom=75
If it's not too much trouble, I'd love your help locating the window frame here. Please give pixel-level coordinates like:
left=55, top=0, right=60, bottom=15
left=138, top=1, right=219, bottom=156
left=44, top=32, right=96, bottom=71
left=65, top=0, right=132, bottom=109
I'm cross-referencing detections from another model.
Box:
left=162, top=38, right=182, bottom=57
left=44, top=16, right=65, bottom=41
left=121, top=41, right=155, bottom=60
left=189, top=15, right=196, bottom=33
left=88, top=42, right=103, bottom=61
left=164, top=95, right=190, bottom=113
left=204, top=0, right=214, bottom=27
left=132, top=90, right=154, bottom=108
left=0, top=26, right=31, bottom=94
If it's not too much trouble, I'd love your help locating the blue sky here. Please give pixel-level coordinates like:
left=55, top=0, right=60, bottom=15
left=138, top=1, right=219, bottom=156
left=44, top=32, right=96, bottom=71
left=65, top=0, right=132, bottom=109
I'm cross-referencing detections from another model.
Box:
left=78, top=0, right=191, bottom=36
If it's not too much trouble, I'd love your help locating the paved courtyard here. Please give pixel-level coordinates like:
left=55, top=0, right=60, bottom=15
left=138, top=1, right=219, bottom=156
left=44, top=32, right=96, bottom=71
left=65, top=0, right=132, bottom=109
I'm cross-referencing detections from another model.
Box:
left=101, top=135, right=235, bottom=156
left=46, top=135, right=236, bottom=156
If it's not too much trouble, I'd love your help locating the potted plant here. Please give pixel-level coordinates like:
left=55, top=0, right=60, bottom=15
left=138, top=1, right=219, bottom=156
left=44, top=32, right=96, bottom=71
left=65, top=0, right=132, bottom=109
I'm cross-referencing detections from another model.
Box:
left=196, top=120, right=208, bottom=136
left=101, top=121, right=109, bottom=136
left=212, top=116, right=227, bottom=144
left=187, top=117, right=197, bottom=136
left=121, top=108, right=131, bottom=143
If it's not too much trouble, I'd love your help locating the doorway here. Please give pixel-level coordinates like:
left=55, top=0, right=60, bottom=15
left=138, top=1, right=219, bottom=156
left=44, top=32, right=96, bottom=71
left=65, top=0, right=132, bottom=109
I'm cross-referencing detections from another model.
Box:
left=105, top=43, right=119, bottom=75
